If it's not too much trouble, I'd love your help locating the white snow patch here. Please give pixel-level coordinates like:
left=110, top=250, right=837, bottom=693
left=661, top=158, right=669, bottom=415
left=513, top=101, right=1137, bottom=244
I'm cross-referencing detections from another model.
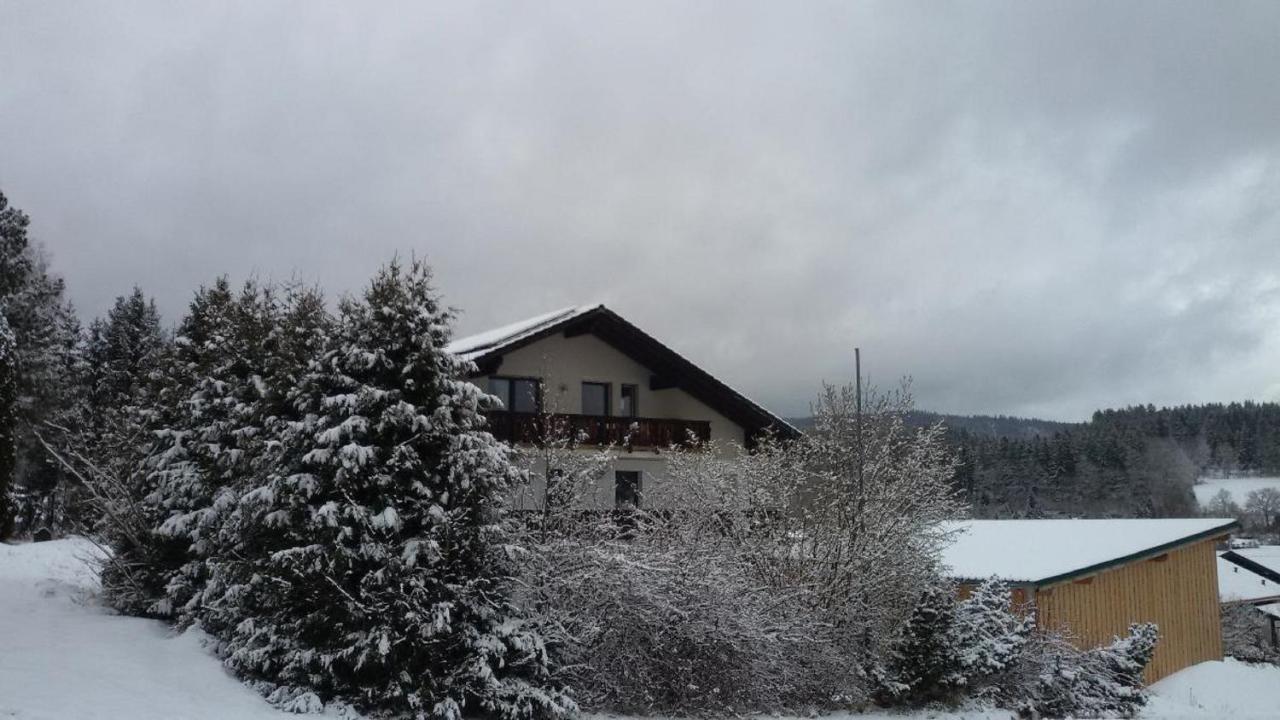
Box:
left=1143, top=658, right=1280, bottom=719
left=1194, top=476, right=1280, bottom=508
left=0, top=538, right=360, bottom=720
left=942, top=519, right=1237, bottom=583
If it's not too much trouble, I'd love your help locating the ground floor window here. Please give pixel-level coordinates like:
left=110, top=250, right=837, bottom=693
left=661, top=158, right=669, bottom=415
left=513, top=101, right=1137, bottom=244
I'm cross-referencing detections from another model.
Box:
left=615, top=470, right=641, bottom=508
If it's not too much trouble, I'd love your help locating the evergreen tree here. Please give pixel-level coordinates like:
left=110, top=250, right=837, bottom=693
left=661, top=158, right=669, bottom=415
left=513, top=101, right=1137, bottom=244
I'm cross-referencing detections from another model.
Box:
left=222, top=260, right=571, bottom=719
left=198, top=282, right=334, bottom=639
left=142, top=278, right=270, bottom=617
left=82, top=289, right=172, bottom=614
left=0, top=315, right=18, bottom=538
left=0, top=191, right=81, bottom=537
left=871, top=582, right=962, bottom=705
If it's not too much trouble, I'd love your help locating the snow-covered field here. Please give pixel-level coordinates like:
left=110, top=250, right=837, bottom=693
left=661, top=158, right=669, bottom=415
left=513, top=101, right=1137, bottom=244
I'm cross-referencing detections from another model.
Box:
left=1193, top=476, right=1280, bottom=508
left=3, top=538, right=1279, bottom=719
left=0, top=538, right=355, bottom=720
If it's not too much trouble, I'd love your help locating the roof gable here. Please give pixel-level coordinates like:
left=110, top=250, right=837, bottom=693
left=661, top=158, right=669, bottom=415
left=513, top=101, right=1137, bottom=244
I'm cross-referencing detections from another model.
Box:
left=446, top=304, right=799, bottom=440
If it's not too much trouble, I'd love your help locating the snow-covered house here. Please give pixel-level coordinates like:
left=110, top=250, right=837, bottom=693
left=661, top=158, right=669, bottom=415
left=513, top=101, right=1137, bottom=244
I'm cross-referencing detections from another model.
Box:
left=943, top=518, right=1239, bottom=683
left=446, top=304, right=798, bottom=509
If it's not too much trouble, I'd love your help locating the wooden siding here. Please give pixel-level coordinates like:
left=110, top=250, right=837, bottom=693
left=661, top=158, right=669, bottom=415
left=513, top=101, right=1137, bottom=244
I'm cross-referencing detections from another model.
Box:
left=1034, top=537, right=1223, bottom=683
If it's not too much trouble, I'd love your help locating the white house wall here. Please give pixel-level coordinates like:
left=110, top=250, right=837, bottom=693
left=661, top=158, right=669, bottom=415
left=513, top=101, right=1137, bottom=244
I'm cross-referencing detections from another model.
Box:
left=470, top=330, right=748, bottom=448
left=468, top=330, right=750, bottom=511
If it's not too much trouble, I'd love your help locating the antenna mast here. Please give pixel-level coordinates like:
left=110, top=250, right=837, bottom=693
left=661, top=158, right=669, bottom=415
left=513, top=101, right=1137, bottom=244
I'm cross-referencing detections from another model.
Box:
left=855, top=347, right=864, bottom=504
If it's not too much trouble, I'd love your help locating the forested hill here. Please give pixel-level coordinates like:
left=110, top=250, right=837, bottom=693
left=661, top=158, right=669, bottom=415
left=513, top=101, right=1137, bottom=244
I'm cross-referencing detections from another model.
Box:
left=784, top=411, right=1075, bottom=439
left=906, top=411, right=1076, bottom=439
left=791, top=402, right=1280, bottom=519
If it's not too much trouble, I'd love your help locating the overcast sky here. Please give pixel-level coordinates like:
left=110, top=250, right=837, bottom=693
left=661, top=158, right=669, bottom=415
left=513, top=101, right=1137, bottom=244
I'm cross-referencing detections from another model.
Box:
left=2, top=2, right=1279, bottom=421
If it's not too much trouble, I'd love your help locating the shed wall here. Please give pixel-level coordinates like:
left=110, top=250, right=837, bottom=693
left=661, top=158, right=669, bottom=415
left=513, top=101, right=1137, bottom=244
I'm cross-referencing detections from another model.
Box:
left=1033, top=537, right=1223, bottom=683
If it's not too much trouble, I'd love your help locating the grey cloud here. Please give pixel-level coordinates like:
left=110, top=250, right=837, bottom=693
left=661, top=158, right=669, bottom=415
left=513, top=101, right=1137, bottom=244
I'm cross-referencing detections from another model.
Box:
left=2, top=1, right=1279, bottom=421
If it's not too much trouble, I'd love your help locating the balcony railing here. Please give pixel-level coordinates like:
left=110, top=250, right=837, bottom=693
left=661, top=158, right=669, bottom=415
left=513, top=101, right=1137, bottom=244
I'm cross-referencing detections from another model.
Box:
left=485, top=411, right=711, bottom=449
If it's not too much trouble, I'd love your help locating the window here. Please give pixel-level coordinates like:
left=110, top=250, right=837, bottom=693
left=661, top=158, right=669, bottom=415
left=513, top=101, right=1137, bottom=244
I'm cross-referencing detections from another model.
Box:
left=488, top=376, right=539, bottom=413
left=619, top=384, right=638, bottom=417
left=582, top=382, right=610, bottom=416
left=615, top=471, right=641, bottom=508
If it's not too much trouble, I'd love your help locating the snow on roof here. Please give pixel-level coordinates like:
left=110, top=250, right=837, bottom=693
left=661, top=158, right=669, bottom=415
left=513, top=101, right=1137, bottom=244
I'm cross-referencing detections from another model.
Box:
left=1218, top=553, right=1280, bottom=604
left=445, top=305, right=599, bottom=361
left=942, top=518, right=1237, bottom=585
left=1258, top=602, right=1280, bottom=620
left=1228, top=546, right=1280, bottom=576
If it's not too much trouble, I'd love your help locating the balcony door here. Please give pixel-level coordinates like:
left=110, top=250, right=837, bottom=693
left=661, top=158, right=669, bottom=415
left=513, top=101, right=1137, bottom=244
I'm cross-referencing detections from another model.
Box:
left=489, top=377, right=539, bottom=413
left=582, top=382, right=610, bottom=416
left=619, top=384, right=638, bottom=418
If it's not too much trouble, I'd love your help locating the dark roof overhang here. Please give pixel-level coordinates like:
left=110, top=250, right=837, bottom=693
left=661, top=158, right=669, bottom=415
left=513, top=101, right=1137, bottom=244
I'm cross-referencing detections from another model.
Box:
left=465, top=305, right=800, bottom=442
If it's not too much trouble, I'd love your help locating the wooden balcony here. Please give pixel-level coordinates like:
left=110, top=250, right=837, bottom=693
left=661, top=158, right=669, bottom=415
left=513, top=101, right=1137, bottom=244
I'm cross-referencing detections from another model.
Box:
left=484, top=411, right=711, bottom=449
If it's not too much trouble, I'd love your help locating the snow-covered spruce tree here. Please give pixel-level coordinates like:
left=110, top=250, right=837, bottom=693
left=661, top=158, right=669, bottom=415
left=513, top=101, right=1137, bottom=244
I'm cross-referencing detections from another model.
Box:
left=221, top=260, right=572, bottom=720
left=61, top=288, right=172, bottom=615
left=145, top=279, right=280, bottom=620
left=0, top=314, right=18, bottom=538
left=950, top=579, right=1034, bottom=691
left=870, top=582, right=963, bottom=706
left=872, top=578, right=1033, bottom=707
left=1026, top=623, right=1158, bottom=718
left=0, top=191, right=82, bottom=539
left=196, top=281, right=333, bottom=641
left=871, top=576, right=1157, bottom=716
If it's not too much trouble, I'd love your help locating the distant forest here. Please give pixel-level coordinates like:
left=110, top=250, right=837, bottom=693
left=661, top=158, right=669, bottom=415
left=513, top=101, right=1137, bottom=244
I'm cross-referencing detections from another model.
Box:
left=790, top=402, right=1280, bottom=519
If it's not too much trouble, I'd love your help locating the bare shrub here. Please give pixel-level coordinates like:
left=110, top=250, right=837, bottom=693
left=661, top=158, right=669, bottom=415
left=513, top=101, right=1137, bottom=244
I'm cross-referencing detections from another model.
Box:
left=511, top=379, right=962, bottom=714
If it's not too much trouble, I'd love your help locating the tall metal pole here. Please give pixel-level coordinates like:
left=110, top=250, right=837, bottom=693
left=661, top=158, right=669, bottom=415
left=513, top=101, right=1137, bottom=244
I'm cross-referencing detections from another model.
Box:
left=855, top=348, right=864, bottom=514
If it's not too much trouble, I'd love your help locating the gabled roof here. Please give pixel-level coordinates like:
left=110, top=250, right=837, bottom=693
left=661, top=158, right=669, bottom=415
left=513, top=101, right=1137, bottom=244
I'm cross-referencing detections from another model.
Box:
left=942, top=518, right=1239, bottom=587
left=1218, top=552, right=1280, bottom=605
left=1221, top=547, right=1280, bottom=585
left=446, top=304, right=799, bottom=440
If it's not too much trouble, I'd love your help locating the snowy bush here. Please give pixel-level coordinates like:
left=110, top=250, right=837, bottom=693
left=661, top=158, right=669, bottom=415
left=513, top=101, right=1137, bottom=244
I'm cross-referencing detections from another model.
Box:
left=519, top=536, right=848, bottom=714
left=871, top=578, right=1032, bottom=706
left=1222, top=603, right=1280, bottom=665
left=1021, top=623, right=1158, bottom=718
left=873, top=578, right=1156, bottom=718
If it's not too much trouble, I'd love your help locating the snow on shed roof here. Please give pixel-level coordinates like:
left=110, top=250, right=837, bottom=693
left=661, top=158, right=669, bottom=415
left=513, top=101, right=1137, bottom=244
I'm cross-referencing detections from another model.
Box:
left=445, top=305, right=599, bottom=361
left=1227, top=546, right=1280, bottom=576
left=1218, top=553, right=1280, bottom=604
left=942, top=518, right=1238, bottom=586
left=1258, top=602, right=1280, bottom=619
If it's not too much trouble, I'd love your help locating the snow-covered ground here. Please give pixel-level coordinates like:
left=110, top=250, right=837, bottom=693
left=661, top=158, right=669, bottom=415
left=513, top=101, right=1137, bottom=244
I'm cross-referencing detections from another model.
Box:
left=3, top=538, right=1279, bottom=719
left=0, top=538, right=355, bottom=720
left=1144, top=658, right=1280, bottom=719
left=1193, top=476, right=1280, bottom=508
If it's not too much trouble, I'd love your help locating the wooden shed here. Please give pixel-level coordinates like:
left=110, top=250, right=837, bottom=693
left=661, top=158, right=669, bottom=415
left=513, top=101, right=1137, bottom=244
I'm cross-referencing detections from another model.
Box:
left=943, top=518, right=1239, bottom=683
